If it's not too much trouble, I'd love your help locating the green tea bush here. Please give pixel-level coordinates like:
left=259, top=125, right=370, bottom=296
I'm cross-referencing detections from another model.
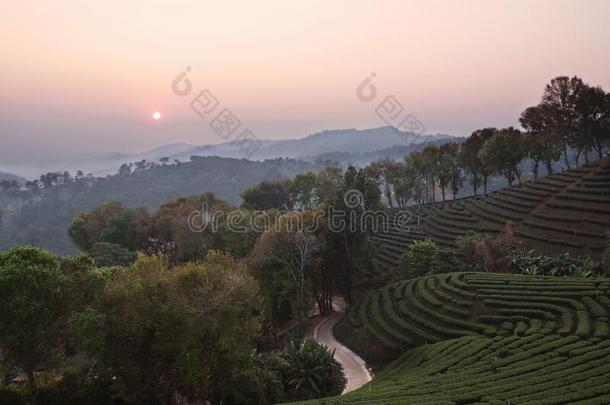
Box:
left=508, top=247, right=601, bottom=278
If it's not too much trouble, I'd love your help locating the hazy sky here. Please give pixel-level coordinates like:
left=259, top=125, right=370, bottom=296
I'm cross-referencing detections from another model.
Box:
left=1, top=0, right=609, bottom=166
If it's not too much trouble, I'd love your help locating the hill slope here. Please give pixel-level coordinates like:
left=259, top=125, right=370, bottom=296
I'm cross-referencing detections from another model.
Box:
left=373, top=157, right=610, bottom=270
left=290, top=272, right=610, bottom=405
left=0, top=171, right=27, bottom=185
left=0, top=156, right=320, bottom=255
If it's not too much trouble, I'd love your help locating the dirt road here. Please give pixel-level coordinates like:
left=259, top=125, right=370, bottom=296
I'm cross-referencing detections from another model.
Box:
left=313, top=308, right=373, bottom=394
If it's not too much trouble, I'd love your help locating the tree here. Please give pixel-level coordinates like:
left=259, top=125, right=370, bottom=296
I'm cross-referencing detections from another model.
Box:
left=241, top=180, right=293, bottom=211
left=291, top=172, right=318, bottom=210
left=387, top=161, right=412, bottom=208
left=90, top=242, right=137, bottom=267
left=314, top=165, right=343, bottom=204
left=419, top=146, right=440, bottom=203
left=69, top=202, right=151, bottom=253
left=367, top=158, right=402, bottom=207
left=479, top=127, right=527, bottom=185
left=291, top=229, right=317, bottom=333
left=436, top=145, right=452, bottom=202
left=151, top=193, right=233, bottom=263
left=520, top=105, right=562, bottom=177
left=248, top=210, right=322, bottom=335
left=72, top=252, right=261, bottom=404
left=249, top=231, right=299, bottom=339
left=459, top=128, right=496, bottom=195
left=539, top=76, right=587, bottom=169
left=118, top=163, right=131, bottom=176
left=404, top=152, right=428, bottom=217
left=329, top=167, right=379, bottom=304
left=0, top=247, right=66, bottom=402
left=439, top=142, right=463, bottom=200
left=575, top=85, right=610, bottom=160
left=401, top=239, right=440, bottom=278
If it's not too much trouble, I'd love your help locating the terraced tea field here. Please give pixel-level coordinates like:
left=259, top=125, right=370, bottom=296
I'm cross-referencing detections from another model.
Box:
left=289, top=272, right=610, bottom=405
left=290, top=334, right=610, bottom=405
left=372, top=157, right=610, bottom=270
left=349, top=272, right=610, bottom=349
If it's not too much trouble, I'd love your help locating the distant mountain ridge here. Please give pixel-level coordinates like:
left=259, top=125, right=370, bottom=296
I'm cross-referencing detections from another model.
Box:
left=0, top=172, right=27, bottom=185
left=2, top=126, right=455, bottom=179
left=186, top=127, right=452, bottom=162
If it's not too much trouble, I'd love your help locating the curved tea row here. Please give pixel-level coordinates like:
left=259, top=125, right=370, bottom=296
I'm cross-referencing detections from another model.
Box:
left=348, top=272, right=610, bottom=349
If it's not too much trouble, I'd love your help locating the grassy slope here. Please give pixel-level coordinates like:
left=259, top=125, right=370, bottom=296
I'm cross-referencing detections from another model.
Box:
left=288, top=272, right=610, bottom=405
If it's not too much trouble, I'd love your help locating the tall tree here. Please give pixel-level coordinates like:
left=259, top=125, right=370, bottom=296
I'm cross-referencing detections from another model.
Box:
left=291, top=172, right=318, bottom=210
left=520, top=105, right=562, bottom=176
left=314, top=165, right=343, bottom=204
left=459, top=128, right=496, bottom=196
left=241, top=180, right=293, bottom=211
left=367, top=158, right=403, bottom=208
left=575, top=85, right=610, bottom=160
left=439, top=142, right=463, bottom=200
left=0, top=247, right=66, bottom=402
left=540, top=76, right=587, bottom=169
left=479, top=127, right=527, bottom=186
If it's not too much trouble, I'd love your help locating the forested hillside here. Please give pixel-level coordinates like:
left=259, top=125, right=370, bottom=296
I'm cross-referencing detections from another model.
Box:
left=0, top=156, right=321, bottom=255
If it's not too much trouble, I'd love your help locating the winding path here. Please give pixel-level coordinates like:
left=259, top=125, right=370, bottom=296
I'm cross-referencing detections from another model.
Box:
left=313, top=307, right=373, bottom=394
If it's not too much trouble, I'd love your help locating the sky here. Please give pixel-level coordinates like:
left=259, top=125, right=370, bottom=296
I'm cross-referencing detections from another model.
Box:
left=1, top=0, right=610, bottom=168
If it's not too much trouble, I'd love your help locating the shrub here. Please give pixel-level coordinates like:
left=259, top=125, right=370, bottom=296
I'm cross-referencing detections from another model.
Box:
left=277, top=339, right=346, bottom=401
left=455, top=232, right=516, bottom=272
left=401, top=240, right=440, bottom=278
left=508, top=248, right=601, bottom=278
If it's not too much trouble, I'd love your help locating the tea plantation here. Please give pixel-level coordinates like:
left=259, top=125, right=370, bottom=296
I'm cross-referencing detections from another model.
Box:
left=289, top=272, right=610, bottom=404
left=372, top=157, right=610, bottom=270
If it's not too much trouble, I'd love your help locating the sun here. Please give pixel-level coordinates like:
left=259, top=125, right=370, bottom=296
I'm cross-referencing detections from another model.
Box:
left=152, top=111, right=162, bottom=120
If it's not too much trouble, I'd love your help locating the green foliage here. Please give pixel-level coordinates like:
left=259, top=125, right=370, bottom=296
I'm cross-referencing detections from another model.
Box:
left=295, top=271, right=610, bottom=404
left=89, top=242, right=136, bottom=267
left=69, top=202, right=150, bottom=252
left=285, top=333, right=610, bottom=405
left=71, top=251, right=261, bottom=404
left=0, top=246, right=66, bottom=394
left=401, top=240, right=440, bottom=277
left=242, top=179, right=293, bottom=210
left=508, top=247, right=601, bottom=278
left=0, top=156, right=321, bottom=255
left=70, top=193, right=259, bottom=265
left=278, top=340, right=346, bottom=401
left=479, top=127, right=528, bottom=185
left=459, top=128, right=495, bottom=195
left=291, top=172, right=318, bottom=210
